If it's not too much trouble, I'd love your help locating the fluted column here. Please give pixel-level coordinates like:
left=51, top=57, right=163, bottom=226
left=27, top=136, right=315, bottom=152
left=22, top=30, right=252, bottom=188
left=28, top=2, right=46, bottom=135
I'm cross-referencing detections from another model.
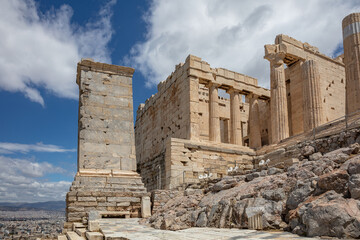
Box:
left=268, top=53, right=289, bottom=144
left=228, top=88, right=242, bottom=145
left=302, top=60, right=324, bottom=131
left=209, top=82, right=221, bottom=142
left=249, top=94, right=261, bottom=149
left=343, top=13, right=360, bottom=114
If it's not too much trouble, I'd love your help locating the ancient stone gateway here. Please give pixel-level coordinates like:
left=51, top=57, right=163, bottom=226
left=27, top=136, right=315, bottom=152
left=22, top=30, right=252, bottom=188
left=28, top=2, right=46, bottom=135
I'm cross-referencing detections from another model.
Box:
left=65, top=59, right=150, bottom=229
left=135, top=55, right=271, bottom=191
left=264, top=34, right=346, bottom=143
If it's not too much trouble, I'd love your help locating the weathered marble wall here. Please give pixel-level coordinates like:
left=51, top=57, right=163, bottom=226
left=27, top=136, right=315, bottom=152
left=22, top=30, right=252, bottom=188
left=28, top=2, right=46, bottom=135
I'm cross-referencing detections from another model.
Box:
left=77, top=59, right=136, bottom=171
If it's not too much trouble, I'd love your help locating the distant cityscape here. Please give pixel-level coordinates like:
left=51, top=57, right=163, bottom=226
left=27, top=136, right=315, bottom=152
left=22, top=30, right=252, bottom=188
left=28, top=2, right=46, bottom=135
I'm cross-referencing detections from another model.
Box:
left=0, top=201, right=65, bottom=240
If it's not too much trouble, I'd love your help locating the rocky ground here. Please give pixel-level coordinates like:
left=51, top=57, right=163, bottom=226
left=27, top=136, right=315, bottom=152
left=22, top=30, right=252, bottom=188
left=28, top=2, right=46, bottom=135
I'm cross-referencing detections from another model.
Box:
left=143, top=143, right=360, bottom=239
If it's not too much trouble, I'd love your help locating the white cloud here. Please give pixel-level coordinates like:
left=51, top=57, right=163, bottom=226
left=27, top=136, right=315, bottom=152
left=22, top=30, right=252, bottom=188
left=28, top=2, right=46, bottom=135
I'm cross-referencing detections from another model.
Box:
left=0, top=142, right=76, bottom=154
left=127, top=0, right=360, bottom=89
left=0, top=0, right=116, bottom=106
left=0, top=155, right=71, bottom=202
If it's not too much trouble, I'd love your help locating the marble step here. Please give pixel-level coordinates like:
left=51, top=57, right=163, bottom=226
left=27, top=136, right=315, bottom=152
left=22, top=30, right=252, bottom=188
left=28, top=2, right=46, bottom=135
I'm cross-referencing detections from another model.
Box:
left=58, top=235, right=67, bottom=240
left=86, top=232, right=104, bottom=240
left=75, top=228, right=87, bottom=237
left=66, top=231, right=86, bottom=240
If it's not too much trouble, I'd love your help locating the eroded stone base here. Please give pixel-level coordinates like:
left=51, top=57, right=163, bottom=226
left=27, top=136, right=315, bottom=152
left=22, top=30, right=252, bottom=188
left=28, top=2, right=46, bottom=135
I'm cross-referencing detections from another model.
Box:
left=66, top=170, right=149, bottom=224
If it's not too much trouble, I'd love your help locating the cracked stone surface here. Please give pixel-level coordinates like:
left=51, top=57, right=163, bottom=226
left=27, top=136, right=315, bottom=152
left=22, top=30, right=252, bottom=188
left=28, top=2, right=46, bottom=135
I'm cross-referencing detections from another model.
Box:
left=99, top=218, right=316, bottom=240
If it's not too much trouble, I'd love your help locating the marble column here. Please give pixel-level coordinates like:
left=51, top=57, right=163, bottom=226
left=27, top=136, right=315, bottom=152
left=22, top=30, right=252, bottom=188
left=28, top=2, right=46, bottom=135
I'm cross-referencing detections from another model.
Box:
left=268, top=53, right=289, bottom=144
left=343, top=13, right=360, bottom=114
left=228, top=88, right=242, bottom=145
left=249, top=94, right=261, bottom=149
left=302, top=60, right=324, bottom=131
left=209, top=82, right=221, bottom=142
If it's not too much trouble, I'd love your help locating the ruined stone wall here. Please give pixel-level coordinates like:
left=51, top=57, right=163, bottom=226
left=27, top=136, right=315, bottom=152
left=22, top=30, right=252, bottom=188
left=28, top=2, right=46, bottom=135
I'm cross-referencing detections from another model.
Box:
left=187, top=56, right=270, bottom=145
left=135, top=63, right=191, bottom=191
left=164, top=138, right=255, bottom=189
left=77, top=60, right=136, bottom=171
left=280, top=35, right=346, bottom=136
left=135, top=55, right=270, bottom=191
left=197, top=86, right=250, bottom=143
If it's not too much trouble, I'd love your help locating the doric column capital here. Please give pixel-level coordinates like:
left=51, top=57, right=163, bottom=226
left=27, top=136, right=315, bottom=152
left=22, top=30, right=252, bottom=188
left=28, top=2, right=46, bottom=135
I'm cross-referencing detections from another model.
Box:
left=247, top=93, right=259, bottom=99
left=265, top=52, right=286, bottom=66
left=208, top=81, right=221, bottom=89
left=227, top=87, right=241, bottom=94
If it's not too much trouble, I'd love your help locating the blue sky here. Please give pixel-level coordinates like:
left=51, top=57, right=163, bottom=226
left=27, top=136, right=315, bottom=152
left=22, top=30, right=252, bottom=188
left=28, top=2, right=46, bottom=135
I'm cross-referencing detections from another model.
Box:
left=0, top=0, right=359, bottom=202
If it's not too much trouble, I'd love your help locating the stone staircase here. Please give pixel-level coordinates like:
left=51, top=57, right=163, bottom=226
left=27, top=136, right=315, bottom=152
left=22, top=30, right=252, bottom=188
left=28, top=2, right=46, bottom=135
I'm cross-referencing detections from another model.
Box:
left=58, top=222, right=104, bottom=240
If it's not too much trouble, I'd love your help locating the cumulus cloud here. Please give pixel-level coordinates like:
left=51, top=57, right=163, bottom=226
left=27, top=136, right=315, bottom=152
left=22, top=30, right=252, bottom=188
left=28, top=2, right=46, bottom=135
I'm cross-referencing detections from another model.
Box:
left=0, top=156, right=71, bottom=202
left=0, top=0, right=116, bottom=106
left=127, top=0, right=360, bottom=88
left=0, top=142, right=76, bottom=154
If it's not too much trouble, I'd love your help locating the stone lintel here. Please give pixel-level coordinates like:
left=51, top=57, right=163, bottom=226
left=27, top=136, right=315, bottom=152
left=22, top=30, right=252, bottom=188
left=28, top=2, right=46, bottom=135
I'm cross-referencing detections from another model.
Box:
left=76, top=59, right=135, bottom=85
left=266, top=35, right=344, bottom=66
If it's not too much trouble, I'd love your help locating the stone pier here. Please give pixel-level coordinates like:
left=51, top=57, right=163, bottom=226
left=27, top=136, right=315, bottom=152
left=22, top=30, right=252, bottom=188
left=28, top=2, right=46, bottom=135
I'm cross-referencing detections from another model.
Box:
left=302, top=60, right=324, bottom=131
left=65, top=59, right=150, bottom=227
left=343, top=13, right=360, bottom=115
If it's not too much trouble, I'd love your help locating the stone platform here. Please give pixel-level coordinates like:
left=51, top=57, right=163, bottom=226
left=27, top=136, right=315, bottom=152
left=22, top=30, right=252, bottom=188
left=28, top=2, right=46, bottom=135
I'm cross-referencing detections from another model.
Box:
left=66, top=170, right=149, bottom=224
left=98, top=218, right=315, bottom=240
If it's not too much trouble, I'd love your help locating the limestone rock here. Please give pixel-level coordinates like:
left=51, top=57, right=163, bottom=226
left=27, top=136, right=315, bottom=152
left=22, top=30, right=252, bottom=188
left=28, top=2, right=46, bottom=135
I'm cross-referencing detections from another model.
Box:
left=317, top=169, right=349, bottom=195
left=195, top=211, right=208, bottom=227
left=348, top=156, right=360, bottom=175
left=286, top=182, right=313, bottom=210
left=301, top=146, right=315, bottom=157
left=349, top=174, right=360, bottom=199
left=309, top=152, right=322, bottom=161
left=294, top=191, right=360, bottom=238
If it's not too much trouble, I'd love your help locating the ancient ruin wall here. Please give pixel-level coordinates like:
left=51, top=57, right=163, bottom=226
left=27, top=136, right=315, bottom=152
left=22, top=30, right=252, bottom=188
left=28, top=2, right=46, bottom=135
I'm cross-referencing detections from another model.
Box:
left=135, top=62, right=192, bottom=191
left=164, top=138, right=255, bottom=189
left=197, top=85, right=250, bottom=143
left=135, top=55, right=271, bottom=191
left=280, top=35, right=346, bottom=136
left=77, top=60, right=136, bottom=171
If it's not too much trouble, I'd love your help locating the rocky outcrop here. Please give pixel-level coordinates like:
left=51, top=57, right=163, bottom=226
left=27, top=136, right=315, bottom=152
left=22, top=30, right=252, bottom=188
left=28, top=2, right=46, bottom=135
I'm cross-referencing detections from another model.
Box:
left=145, top=144, right=360, bottom=239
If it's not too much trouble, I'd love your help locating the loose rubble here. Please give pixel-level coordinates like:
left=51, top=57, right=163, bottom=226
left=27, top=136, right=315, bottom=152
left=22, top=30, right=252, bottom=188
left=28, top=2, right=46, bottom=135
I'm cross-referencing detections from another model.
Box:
left=145, top=143, right=360, bottom=239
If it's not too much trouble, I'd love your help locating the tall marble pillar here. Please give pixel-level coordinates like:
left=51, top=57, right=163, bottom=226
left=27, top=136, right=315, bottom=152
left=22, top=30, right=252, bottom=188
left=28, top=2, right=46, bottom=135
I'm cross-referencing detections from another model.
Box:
left=249, top=94, right=261, bottom=149
left=228, top=88, right=242, bottom=145
left=302, top=60, right=324, bottom=131
left=343, top=13, right=360, bottom=114
left=268, top=53, right=289, bottom=143
left=209, top=82, right=221, bottom=142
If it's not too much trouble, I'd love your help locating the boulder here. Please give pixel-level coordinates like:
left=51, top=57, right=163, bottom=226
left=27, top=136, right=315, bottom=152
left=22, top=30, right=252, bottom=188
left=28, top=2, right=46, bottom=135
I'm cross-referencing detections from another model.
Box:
left=261, top=189, right=286, bottom=202
left=287, top=182, right=314, bottom=210
left=317, top=169, right=349, bottom=196
left=349, top=174, right=360, bottom=199
left=309, top=152, right=322, bottom=161
left=267, top=167, right=283, bottom=175
left=211, top=178, right=238, bottom=192
left=323, top=148, right=350, bottom=164
left=301, top=146, right=315, bottom=157
left=348, top=156, right=360, bottom=175
left=295, top=191, right=360, bottom=238
left=195, top=211, right=207, bottom=227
